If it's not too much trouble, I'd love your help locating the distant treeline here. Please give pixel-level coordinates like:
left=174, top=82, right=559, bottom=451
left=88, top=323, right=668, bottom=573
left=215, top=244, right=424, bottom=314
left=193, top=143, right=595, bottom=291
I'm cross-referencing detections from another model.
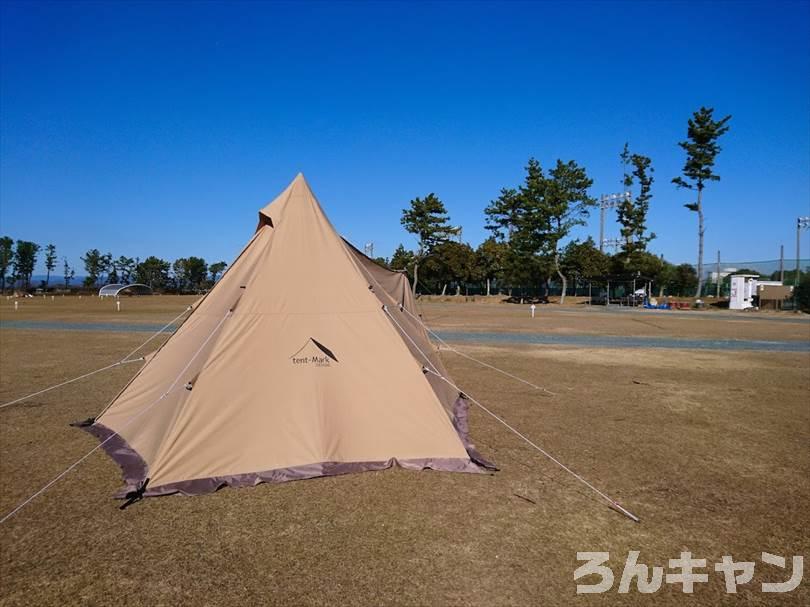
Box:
left=375, top=237, right=806, bottom=299
left=0, top=237, right=226, bottom=294
left=373, top=236, right=793, bottom=299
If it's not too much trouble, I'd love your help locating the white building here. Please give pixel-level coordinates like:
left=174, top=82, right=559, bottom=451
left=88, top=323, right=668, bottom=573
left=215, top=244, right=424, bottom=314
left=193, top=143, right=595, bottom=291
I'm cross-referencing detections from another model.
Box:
left=729, top=275, right=783, bottom=310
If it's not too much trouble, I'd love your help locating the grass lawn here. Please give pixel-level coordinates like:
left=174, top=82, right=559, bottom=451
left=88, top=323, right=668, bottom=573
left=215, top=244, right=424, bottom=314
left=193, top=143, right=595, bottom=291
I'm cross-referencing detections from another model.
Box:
left=1, top=296, right=808, bottom=605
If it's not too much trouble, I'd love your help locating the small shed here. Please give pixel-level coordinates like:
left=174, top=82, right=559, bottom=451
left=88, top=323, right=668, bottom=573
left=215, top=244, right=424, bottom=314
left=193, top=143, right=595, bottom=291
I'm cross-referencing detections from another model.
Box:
left=757, top=284, right=794, bottom=310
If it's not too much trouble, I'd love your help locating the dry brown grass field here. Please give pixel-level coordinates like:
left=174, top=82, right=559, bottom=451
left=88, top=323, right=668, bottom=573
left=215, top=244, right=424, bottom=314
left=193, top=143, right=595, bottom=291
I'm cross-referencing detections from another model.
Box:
left=1, top=296, right=808, bottom=606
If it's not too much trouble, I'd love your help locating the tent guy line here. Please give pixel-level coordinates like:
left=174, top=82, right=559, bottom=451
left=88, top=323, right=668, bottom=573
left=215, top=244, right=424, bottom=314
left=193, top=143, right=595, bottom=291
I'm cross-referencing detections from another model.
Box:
left=0, top=306, right=193, bottom=411
left=359, top=256, right=555, bottom=396
left=117, top=305, right=194, bottom=363
left=0, top=358, right=144, bottom=411
left=402, top=304, right=557, bottom=396
left=422, top=364, right=641, bottom=524
left=93, top=305, right=194, bottom=420
left=383, top=304, right=639, bottom=523
left=381, top=304, right=442, bottom=377
left=0, top=309, right=232, bottom=525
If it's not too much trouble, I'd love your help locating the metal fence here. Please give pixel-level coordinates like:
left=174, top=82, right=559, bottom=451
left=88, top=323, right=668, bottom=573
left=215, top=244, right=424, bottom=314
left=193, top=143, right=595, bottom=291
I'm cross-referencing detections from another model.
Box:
left=690, top=258, right=809, bottom=297
left=697, top=258, right=808, bottom=282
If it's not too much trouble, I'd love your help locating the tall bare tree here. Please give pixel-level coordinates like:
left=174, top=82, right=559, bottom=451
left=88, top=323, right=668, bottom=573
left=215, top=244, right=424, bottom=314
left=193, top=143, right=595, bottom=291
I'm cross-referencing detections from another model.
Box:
left=672, top=107, right=731, bottom=297
left=62, top=257, right=75, bottom=289
left=44, top=244, right=57, bottom=289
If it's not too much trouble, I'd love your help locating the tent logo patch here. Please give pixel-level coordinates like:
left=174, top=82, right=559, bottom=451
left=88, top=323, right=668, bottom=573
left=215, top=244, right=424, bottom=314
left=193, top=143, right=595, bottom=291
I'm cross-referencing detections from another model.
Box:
left=290, top=338, right=339, bottom=367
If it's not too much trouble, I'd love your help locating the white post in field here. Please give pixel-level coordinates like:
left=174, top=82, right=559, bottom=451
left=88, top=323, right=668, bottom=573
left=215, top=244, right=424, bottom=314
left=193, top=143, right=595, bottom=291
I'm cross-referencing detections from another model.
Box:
left=530, top=303, right=536, bottom=318
left=116, top=300, right=121, bottom=312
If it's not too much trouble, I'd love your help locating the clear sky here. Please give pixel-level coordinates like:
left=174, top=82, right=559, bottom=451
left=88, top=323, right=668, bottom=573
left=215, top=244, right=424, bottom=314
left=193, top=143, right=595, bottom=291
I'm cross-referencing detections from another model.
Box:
left=1, top=0, right=808, bottom=275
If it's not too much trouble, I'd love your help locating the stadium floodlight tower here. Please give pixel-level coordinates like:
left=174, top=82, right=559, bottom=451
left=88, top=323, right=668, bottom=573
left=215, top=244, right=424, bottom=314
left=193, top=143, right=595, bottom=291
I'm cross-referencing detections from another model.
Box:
left=601, top=237, right=622, bottom=253
left=797, top=216, right=810, bottom=286
left=599, top=191, right=632, bottom=252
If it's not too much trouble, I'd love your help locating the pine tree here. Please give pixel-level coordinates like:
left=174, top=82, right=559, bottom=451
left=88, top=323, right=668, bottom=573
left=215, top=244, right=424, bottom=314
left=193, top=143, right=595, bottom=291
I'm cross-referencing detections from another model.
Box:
left=0, top=236, right=13, bottom=293
left=672, top=107, right=732, bottom=297
left=400, top=194, right=451, bottom=295
left=44, top=244, right=57, bottom=289
left=617, top=144, right=656, bottom=271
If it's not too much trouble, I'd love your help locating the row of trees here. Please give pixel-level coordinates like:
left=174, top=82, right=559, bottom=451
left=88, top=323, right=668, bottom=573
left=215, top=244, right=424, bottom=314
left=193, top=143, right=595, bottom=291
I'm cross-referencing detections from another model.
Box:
left=0, top=238, right=227, bottom=294
left=393, top=152, right=666, bottom=297
left=383, top=235, right=702, bottom=298
left=78, top=249, right=227, bottom=292
left=390, top=106, right=733, bottom=299
left=0, top=237, right=55, bottom=292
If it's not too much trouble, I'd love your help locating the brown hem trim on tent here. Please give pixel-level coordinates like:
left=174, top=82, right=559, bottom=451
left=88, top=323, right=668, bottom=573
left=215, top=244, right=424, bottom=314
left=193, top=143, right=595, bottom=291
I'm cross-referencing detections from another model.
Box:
left=452, top=396, right=497, bottom=471
left=79, top=422, right=148, bottom=490
left=140, top=457, right=487, bottom=498
left=77, top=421, right=493, bottom=499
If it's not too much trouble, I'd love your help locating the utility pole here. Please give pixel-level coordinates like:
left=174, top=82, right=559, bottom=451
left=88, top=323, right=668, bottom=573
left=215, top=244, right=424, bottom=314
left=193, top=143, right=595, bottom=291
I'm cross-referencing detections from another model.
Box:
left=364, top=242, right=374, bottom=258
left=598, top=192, right=631, bottom=253
left=716, top=250, right=721, bottom=298
left=798, top=217, right=810, bottom=286
left=779, top=244, right=784, bottom=283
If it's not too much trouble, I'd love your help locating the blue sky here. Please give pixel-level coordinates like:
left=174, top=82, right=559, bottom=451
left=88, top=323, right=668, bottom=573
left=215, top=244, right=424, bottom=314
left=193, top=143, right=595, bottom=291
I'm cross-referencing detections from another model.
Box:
left=1, top=0, right=808, bottom=275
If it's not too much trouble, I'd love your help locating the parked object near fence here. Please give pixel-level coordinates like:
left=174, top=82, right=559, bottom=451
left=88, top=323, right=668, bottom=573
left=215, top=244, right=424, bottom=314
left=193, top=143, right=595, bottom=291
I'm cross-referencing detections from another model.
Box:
left=643, top=298, right=671, bottom=310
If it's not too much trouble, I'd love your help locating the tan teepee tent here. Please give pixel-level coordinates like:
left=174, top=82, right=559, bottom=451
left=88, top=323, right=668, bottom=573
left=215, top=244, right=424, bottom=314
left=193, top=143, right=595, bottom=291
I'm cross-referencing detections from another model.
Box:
left=79, top=174, right=493, bottom=498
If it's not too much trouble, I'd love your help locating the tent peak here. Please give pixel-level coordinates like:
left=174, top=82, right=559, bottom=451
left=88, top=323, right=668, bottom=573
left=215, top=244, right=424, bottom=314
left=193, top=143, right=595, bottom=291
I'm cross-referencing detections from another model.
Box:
left=289, top=172, right=307, bottom=186
left=289, top=172, right=313, bottom=192
left=257, top=172, right=318, bottom=229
